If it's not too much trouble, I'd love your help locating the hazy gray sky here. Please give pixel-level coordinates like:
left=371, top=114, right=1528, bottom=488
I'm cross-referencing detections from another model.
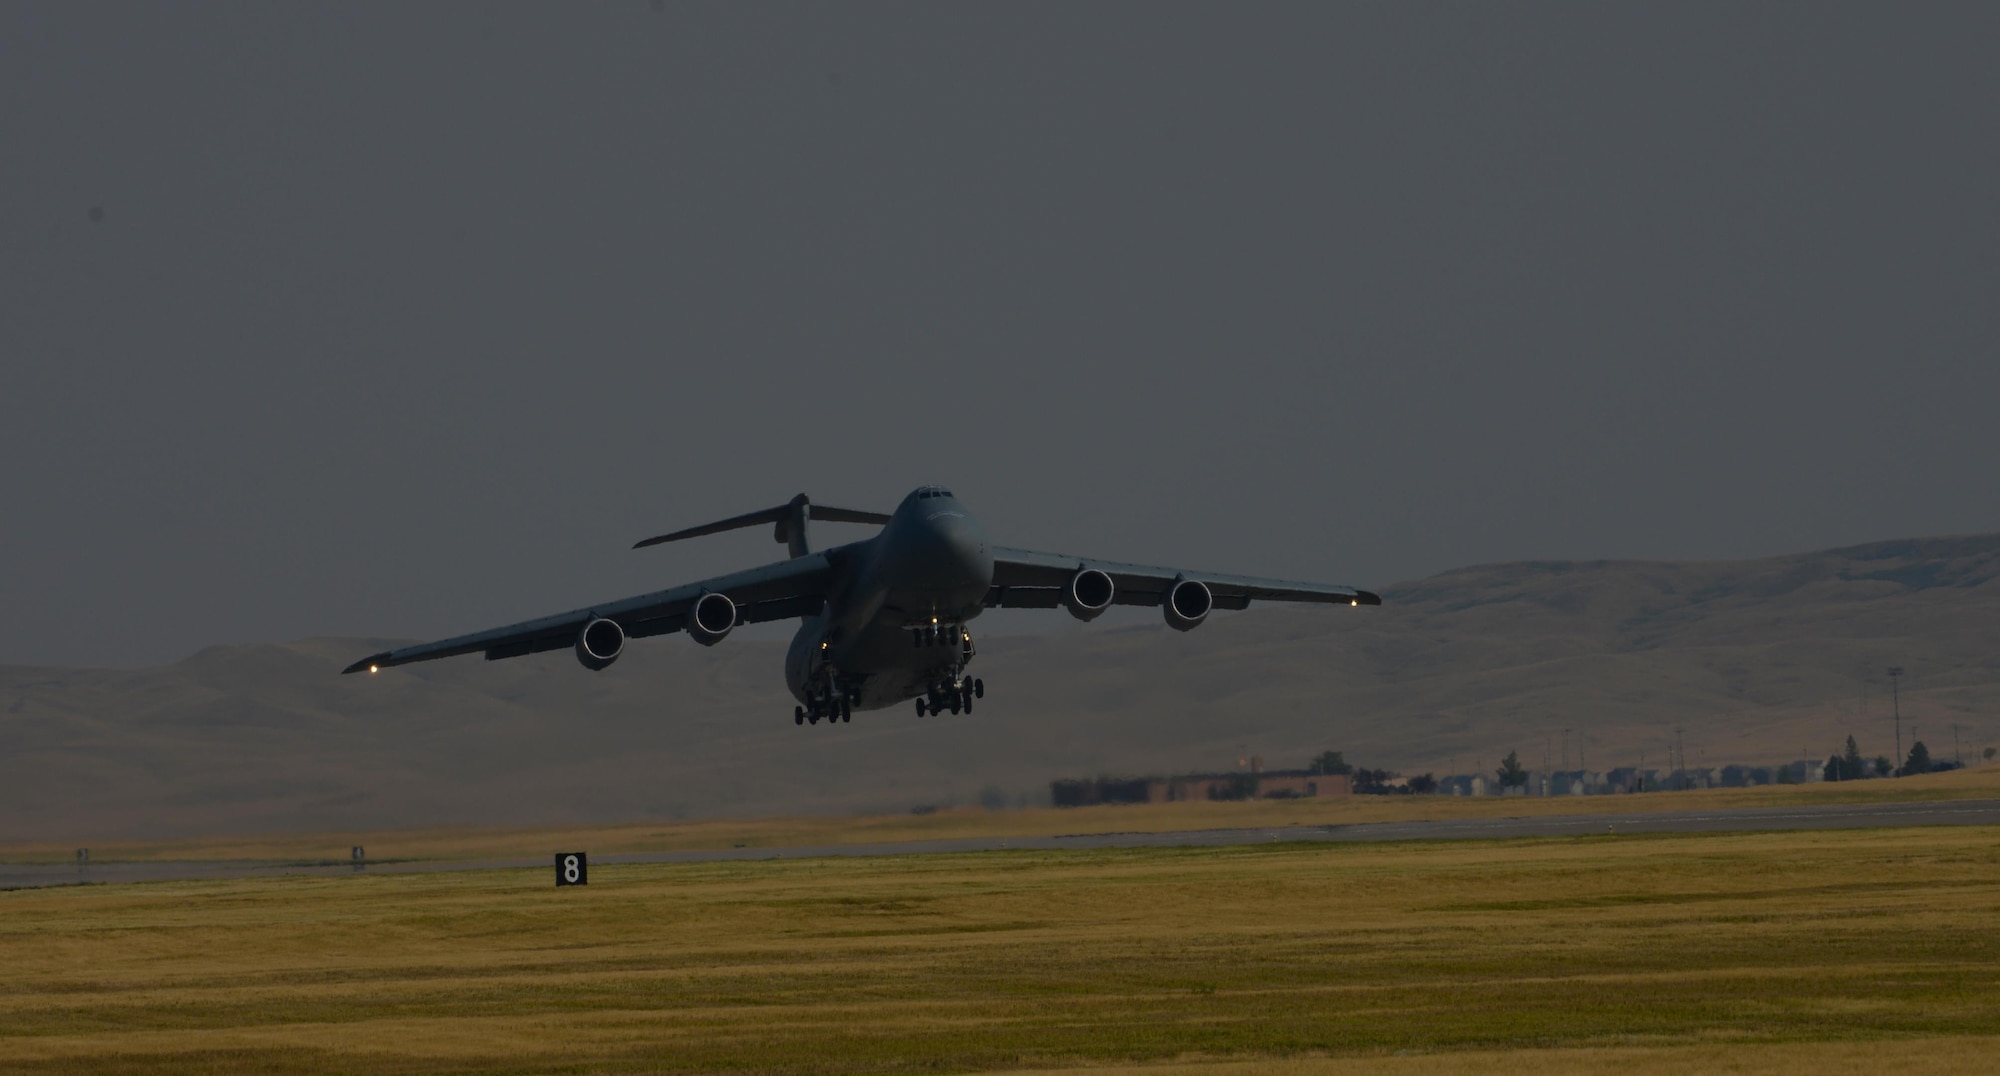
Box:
left=4, top=2, right=1997, bottom=667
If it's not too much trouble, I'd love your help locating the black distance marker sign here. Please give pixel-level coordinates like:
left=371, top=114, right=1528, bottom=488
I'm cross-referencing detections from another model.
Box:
left=555, top=852, right=588, bottom=886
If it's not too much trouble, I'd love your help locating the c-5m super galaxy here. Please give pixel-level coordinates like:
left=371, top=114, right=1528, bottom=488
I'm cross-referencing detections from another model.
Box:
left=345, top=488, right=1380, bottom=724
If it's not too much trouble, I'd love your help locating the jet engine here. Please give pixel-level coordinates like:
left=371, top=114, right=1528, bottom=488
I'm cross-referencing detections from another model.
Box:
left=1162, top=576, right=1212, bottom=632
left=687, top=592, right=737, bottom=647
left=575, top=617, right=625, bottom=671
left=1063, top=568, right=1116, bottom=622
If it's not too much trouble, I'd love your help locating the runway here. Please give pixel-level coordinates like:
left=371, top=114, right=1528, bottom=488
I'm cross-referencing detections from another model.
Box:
left=8, top=798, right=1997, bottom=890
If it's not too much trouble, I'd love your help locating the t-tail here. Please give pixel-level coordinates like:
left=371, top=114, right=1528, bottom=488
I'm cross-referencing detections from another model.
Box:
left=632, top=494, right=891, bottom=559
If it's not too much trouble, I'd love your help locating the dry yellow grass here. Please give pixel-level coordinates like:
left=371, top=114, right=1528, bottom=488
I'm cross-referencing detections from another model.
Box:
left=1021, top=1039, right=2000, bottom=1075
left=4, top=822, right=1998, bottom=1074
left=6, top=764, right=1997, bottom=868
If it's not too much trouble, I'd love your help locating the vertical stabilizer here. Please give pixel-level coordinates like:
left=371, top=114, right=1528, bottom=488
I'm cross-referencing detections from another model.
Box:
left=774, top=493, right=813, bottom=559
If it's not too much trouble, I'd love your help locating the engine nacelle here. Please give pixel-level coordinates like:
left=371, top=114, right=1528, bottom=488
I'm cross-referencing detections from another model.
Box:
left=1063, top=568, right=1115, bottom=622
left=1162, top=576, right=1212, bottom=632
left=687, top=592, right=737, bottom=647
left=575, top=617, right=625, bottom=671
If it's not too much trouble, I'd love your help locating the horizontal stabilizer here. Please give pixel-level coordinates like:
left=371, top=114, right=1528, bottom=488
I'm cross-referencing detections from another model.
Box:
left=633, top=493, right=890, bottom=551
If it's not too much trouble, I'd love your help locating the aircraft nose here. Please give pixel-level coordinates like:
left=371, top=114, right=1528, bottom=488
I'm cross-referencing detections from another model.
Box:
left=919, top=510, right=994, bottom=589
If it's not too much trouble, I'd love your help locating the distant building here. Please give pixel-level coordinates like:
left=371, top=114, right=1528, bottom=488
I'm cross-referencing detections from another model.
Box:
left=1051, top=769, right=1350, bottom=806
left=1719, top=764, right=1779, bottom=788
left=1666, top=767, right=1715, bottom=790
left=1146, top=770, right=1351, bottom=802
left=1777, top=759, right=1824, bottom=784
left=1437, top=774, right=1490, bottom=797
left=1550, top=770, right=1607, bottom=796
left=1049, top=777, right=1152, bottom=807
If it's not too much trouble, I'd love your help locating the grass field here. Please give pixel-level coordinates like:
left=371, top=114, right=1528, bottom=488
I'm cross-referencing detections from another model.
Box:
left=6, top=763, right=1998, bottom=868
left=5, top=820, right=1999, bottom=1074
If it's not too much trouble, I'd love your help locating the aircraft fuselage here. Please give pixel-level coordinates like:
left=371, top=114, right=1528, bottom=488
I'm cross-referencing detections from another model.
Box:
left=784, top=488, right=993, bottom=711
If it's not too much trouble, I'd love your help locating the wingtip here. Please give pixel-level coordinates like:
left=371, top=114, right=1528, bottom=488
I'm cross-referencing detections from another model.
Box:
left=1357, top=590, right=1383, bottom=606
left=342, top=652, right=392, bottom=675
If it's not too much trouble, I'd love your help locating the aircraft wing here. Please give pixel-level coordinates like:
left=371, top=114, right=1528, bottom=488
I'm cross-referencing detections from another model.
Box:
left=985, top=546, right=1380, bottom=611
left=341, top=553, right=835, bottom=673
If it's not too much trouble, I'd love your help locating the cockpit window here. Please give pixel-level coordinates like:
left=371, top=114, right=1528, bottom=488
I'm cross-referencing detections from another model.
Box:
left=916, top=487, right=953, bottom=499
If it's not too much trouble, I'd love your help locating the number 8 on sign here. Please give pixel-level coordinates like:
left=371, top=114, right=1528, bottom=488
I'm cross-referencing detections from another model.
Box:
left=555, top=852, right=587, bottom=886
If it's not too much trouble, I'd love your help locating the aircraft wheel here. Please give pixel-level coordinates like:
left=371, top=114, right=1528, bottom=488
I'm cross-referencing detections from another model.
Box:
left=973, top=678, right=984, bottom=699
left=795, top=707, right=804, bottom=726
left=841, top=700, right=852, bottom=722
left=915, top=698, right=926, bottom=717
left=962, top=692, right=973, bottom=715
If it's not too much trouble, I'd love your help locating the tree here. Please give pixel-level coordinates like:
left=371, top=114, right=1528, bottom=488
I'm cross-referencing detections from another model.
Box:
left=1407, top=773, right=1437, bottom=795
left=1873, top=756, right=1893, bottom=778
left=1825, top=736, right=1869, bottom=782
left=1309, top=750, right=1352, bottom=776
left=1985, top=747, right=1996, bottom=762
left=1902, top=741, right=1932, bottom=777
left=1354, top=768, right=1399, bottom=794
left=1497, top=750, right=1528, bottom=788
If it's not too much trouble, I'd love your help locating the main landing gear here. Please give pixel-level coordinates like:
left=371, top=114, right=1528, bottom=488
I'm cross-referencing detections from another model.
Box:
left=915, top=677, right=983, bottom=717
left=795, top=692, right=854, bottom=726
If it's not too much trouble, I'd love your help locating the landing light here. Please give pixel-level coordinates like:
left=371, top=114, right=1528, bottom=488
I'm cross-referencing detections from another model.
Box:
left=1350, top=600, right=1358, bottom=607
left=369, top=664, right=379, bottom=673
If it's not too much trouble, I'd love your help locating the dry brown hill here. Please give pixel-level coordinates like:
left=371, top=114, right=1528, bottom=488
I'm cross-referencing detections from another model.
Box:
left=4, top=535, right=1998, bottom=840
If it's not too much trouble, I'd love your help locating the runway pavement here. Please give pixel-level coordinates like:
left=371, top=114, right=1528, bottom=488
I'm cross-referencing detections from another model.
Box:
left=7, top=798, right=1997, bottom=890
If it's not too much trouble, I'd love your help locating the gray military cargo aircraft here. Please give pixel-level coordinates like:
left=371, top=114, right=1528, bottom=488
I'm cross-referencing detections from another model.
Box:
left=344, top=487, right=1380, bottom=724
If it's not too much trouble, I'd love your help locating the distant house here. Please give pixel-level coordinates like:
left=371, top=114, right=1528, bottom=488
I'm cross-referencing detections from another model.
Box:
left=1666, top=767, right=1715, bottom=790
left=1550, top=770, right=1607, bottom=796
left=1776, top=759, right=1824, bottom=784
left=1719, top=764, right=1778, bottom=788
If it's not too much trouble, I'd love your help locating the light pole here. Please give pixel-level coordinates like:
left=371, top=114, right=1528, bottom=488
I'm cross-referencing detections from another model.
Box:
left=1888, top=667, right=1904, bottom=775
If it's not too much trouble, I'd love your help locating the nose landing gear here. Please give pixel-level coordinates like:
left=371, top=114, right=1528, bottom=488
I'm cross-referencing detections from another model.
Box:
left=912, top=622, right=972, bottom=649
